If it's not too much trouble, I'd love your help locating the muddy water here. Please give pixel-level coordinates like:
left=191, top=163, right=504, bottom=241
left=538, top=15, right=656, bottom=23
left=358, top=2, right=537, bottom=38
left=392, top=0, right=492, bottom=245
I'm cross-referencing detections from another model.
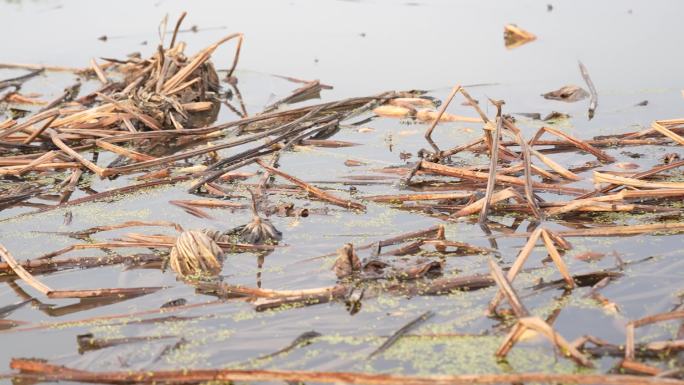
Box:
left=1, top=0, right=684, bottom=380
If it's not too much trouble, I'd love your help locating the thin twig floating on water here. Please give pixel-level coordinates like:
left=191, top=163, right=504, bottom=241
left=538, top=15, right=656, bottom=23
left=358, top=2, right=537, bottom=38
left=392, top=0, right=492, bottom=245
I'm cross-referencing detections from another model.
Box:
left=255, top=159, right=366, bottom=210
left=0, top=299, right=32, bottom=319
left=367, top=311, right=435, bottom=359
left=254, top=331, right=322, bottom=361
left=0, top=68, right=44, bottom=92
left=76, top=333, right=177, bottom=354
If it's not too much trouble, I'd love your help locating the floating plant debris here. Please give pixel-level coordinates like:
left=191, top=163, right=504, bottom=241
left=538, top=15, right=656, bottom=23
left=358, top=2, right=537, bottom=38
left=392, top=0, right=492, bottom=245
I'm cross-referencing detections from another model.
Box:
left=1, top=7, right=684, bottom=385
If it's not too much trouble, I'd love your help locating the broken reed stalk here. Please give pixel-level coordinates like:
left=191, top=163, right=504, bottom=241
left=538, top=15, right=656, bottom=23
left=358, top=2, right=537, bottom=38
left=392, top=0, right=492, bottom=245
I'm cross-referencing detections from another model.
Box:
left=500, top=119, right=543, bottom=218
left=14, top=358, right=680, bottom=385
left=418, top=160, right=589, bottom=195
left=578, top=61, right=598, bottom=119
left=496, top=316, right=593, bottom=367
left=488, top=228, right=542, bottom=313
left=0, top=241, right=162, bottom=298
left=540, top=230, right=575, bottom=288
left=479, top=110, right=503, bottom=223
left=651, top=120, right=684, bottom=145
left=594, top=171, right=684, bottom=189
left=362, top=192, right=473, bottom=203
left=488, top=227, right=575, bottom=308
left=423, top=84, right=461, bottom=153
left=487, top=258, right=529, bottom=317
left=45, top=220, right=183, bottom=241
left=625, top=310, right=684, bottom=361
left=4, top=299, right=228, bottom=334
left=453, top=188, right=522, bottom=217
left=255, top=159, right=365, bottom=210
left=578, top=158, right=684, bottom=199
left=530, top=148, right=582, bottom=181
left=302, top=225, right=443, bottom=263
left=530, top=125, right=615, bottom=163
left=0, top=253, right=161, bottom=276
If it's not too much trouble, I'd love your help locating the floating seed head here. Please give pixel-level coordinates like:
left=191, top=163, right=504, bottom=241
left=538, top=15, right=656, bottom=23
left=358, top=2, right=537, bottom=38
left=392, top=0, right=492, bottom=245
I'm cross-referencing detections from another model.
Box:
left=240, top=216, right=282, bottom=244
left=169, top=230, right=223, bottom=278
left=238, top=188, right=282, bottom=245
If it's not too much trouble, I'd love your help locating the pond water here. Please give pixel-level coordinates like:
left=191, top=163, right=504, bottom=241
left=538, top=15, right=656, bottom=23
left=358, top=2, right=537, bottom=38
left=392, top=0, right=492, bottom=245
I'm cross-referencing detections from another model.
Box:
left=1, top=0, right=684, bottom=382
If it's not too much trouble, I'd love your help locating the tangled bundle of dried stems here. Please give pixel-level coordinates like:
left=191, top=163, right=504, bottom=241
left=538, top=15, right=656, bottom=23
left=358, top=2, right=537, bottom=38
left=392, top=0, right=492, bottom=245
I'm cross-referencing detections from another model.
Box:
left=109, top=22, right=241, bottom=130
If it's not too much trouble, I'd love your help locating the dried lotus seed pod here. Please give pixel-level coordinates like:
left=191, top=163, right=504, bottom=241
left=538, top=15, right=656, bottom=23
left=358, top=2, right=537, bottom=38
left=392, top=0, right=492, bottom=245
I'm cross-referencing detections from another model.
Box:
left=169, top=230, right=223, bottom=278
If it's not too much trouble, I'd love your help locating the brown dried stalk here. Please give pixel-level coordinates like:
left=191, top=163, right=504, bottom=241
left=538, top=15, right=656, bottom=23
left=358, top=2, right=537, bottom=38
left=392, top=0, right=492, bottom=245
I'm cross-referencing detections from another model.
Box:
left=651, top=120, right=684, bottom=145
left=368, top=311, right=434, bottom=359
left=423, top=84, right=461, bottom=153
left=594, top=171, right=684, bottom=189
left=530, top=125, right=615, bottom=162
left=578, top=158, right=684, bottom=199
left=620, top=360, right=662, bottom=376
left=530, top=148, right=582, bottom=181
left=419, top=160, right=589, bottom=195
left=0, top=253, right=160, bottom=276
left=625, top=310, right=684, bottom=360
left=30, top=358, right=684, bottom=384
left=487, top=227, right=541, bottom=312
left=488, top=228, right=573, bottom=312
left=487, top=258, right=529, bottom=318
left=256, top=159, right=365, bottom=210
left=503, top=119, right=542, bottom=218
left=517, top=222, right=684, bottom=238
left=0, top=242, right=162, bottom=299
left=362, top=192, right=472, bottom=203
left=496, top=316, right=593, bottom=367
left=453, top=188, right=523, bottom=217
left=479, top=106, right=503, bottom=223
left=578, top=61, right=598, bottom=119
left=201, top=281, right=345, bottom=300
left=540, top=229, right=575, bottom=288
left=48, top=130, right=106, bottom=176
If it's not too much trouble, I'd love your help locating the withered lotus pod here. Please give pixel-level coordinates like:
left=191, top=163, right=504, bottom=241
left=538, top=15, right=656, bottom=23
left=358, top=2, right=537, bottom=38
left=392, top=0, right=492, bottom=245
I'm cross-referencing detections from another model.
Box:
left=333, top=243, right=361, bottom=279
left=169, top=230, right=223, bottom=278
left=239, top=215, right=282, bottom=244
